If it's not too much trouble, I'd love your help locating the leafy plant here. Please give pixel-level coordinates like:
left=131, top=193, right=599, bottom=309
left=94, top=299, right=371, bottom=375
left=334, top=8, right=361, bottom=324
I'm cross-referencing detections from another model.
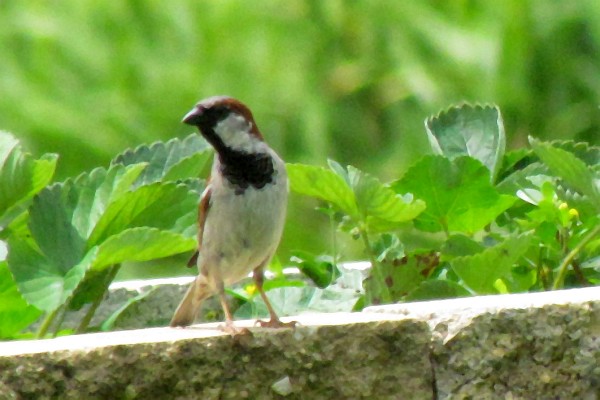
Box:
left=1, top=133, right=211, bottom=338
left=0, top=131, right=58, bottom=231
left=1, top=102, right=598, bottom=341
left=289, top=104, right=600, bottom=307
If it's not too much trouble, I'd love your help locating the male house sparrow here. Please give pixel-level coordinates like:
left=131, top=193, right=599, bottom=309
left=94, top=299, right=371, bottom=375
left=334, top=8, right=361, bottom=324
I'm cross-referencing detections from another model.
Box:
left=170, top=96, right=293, bottom=333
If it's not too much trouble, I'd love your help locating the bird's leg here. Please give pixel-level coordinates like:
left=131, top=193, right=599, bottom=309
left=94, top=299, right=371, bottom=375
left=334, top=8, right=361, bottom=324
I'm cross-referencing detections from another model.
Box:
left=216, top=281, right=251, bottom=336
left=253, top=266, right=297, bottom=329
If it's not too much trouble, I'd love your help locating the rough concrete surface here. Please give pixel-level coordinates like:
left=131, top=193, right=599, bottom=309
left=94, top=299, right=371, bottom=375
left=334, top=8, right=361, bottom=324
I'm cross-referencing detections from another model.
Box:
left=366, top=287, right=600, bottom=399
left=0, top=314, right=433, bottom=400
left=1, top=286, right=599, bottom=399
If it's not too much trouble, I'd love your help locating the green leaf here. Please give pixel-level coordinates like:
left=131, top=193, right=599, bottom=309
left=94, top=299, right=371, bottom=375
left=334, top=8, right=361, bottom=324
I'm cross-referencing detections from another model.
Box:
left=289, top=251, right=338, bottom=288
left=235, top=282, right=361, bottom=319
left=347, top=166, right=425, bottom=231
left=530, top=137, right=600, bottom=212
left=393, top=155, right=515, bottom=234
left=327, top=159, right=350, bottom=185
left=0, top=260, right=42, bottom=338
left=28, top=183, right=89, bottom=270
left=0, top=131, right=58, bottom=228
left=371, top=233, right=405, bottom=263
left=235, top=286, right=314, bottom=319
left=289, top=163, right=425, bottom=232
left=450, top=232, right=533, bottom=294
left=501, top=148, right=533, bottom=173
left=100, top=287, right=158, bottom=331
left=25, top=164, right=146, bottom=266
left=441, top=234, right=485, bottom=259
left=94, top=228, right=196, bottom=268
left=0, top=131, right=18, bottom=167
left=7, top=163, right=197, bottom=316
left=43, top=164, right=146, bottom=241
left=426, top=104, right=506, bottom=182
left=162, top=152, right=212, bottom=182
left=405, top=280, right=470, bottom=301
left=549, top=140, right=600, bottom=167
left=111, top=133, right=212, bottom=187
left=496, top=162, right=551, bottom=196
left=287, top=163, right=358, bottom=218
left=364, top=251, right=439, bottom=305
left=88, top=182, right=197, bottom=245
left=8, top=233, right=99, bottom=312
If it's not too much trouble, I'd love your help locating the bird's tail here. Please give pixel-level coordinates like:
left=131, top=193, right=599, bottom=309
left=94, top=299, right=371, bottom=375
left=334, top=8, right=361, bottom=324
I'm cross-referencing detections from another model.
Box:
left=170, top=276, right=212, bottom=327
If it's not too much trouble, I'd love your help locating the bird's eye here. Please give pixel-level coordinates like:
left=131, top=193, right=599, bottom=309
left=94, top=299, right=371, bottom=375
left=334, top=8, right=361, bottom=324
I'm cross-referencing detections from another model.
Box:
left=206, top=105, right=230, bottom=124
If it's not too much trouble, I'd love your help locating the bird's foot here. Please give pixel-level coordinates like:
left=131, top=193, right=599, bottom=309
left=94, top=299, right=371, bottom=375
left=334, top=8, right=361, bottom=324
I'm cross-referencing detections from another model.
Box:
left=254, top=318, right=298, bottom=329
left=219, top=320, right=252, bottom=337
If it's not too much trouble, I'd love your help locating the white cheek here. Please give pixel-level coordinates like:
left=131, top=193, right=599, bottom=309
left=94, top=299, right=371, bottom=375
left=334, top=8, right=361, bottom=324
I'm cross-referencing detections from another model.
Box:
left=215, top=114, right=264, bottom=152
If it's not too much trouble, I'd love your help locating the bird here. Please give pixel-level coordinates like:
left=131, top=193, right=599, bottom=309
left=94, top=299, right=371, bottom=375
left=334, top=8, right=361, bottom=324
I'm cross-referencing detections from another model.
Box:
left=170, top=95, right=294, bottom=334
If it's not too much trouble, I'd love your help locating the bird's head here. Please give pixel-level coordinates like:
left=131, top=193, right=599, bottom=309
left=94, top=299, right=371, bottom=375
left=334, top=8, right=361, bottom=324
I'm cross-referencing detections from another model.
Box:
left=183, top=96, right=265, bottom=154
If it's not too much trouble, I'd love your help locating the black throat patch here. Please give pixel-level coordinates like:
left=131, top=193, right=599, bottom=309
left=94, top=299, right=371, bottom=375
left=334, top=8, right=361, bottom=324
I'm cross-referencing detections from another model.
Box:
left=219, top=150, right=275, bottom=194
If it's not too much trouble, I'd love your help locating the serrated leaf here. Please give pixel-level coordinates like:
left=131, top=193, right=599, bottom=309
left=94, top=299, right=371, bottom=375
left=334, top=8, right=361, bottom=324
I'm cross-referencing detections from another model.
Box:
left=0, top=131, right=58, bottom=227
left=393, top=155, right=515, bottom=233
left=347, top=166, right=425, bottom=231
left=0, top=260, right=42, bottom=338
left=94, top=227, right=196, bottom=268
left=8, top=163, right=197, bottom=316
left=556, top=187, right=598, bottom=220
left=450, top=233, right=533, bottom=294
left=327, top=159, right=350, bottom=185
left=45, top=164, right=146, bottom=240
left=364, top=251, right=439, bottom=305
left=426, top=104, right=505, bottom=182
left=27, top=164, right=146, bottom=259
left=111, top=133, right=211, bottom=187
left=162, top=152, right=212, bottom=182
left=29, top=183, right=88, bottom=270
left=8, top=233, right=98, bottom=312
left=530, top=137, right=600, bottom=211
left=287, top=163, right=358, bottom=218
left=549, top=140, right=600, bottom=167
left=88, top=183, right=197, bottom=245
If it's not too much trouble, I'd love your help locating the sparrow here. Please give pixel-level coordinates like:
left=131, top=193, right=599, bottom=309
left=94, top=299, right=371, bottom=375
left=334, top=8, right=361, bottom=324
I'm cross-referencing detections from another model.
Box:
left=170, top=96, right=294, bottom=333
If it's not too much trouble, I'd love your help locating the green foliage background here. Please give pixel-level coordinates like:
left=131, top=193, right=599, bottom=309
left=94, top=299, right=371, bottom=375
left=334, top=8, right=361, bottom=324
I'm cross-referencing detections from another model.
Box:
left=1, top=1, right=600, bottom=269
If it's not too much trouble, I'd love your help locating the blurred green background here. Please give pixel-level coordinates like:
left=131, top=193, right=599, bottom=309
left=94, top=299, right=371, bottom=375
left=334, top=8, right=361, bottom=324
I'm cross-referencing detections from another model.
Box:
left=1, top=1, right=599, bottom=277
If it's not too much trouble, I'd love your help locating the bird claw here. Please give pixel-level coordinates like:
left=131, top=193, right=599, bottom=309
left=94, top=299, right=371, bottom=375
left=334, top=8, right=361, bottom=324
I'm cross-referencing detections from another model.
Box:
left=254, top=318, right=298, bottom=329
left=219, top=321, right=253, bottom=337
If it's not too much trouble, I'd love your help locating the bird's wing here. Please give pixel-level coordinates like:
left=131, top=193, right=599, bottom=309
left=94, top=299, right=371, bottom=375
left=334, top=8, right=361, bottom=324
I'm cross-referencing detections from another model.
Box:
left=187, top=181, right=212, bottom=267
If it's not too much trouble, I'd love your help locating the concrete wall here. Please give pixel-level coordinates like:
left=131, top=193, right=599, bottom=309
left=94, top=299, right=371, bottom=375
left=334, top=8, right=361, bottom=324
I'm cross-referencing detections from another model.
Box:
left=1, top=285, right=598, bottom=399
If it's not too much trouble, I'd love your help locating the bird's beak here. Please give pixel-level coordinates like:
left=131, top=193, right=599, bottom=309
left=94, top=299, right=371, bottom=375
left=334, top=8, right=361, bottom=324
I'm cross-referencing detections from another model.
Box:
left=182, top=106, right=204, bottom=125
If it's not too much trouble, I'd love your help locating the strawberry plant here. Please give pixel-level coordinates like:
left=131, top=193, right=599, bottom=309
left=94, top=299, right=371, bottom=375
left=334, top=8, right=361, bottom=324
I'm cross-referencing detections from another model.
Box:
left=0, top=103, right=598, bottom=340
left=289, top=104, right=600, bottom=306
left=0, top=132, right=212, bottom=339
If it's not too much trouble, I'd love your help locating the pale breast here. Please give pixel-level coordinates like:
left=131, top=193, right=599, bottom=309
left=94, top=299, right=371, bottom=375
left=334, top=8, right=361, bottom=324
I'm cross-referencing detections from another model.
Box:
left=201, top=153, right=287, bottom=285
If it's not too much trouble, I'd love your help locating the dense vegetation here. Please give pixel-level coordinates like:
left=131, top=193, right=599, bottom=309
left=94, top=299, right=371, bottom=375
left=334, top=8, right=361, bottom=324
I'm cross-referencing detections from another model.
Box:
left=1, top=103, right=598, bottom=339
left=1, top=1, right=600, bottom=259
left=0, top=2, right=599, bottom=339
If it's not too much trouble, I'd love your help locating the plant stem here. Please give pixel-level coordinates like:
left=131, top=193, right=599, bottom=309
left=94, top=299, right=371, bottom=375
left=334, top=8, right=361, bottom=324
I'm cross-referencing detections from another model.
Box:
left=329, top=203, right=338, bottom=270
left=76, top=264, right=121, bottom=334
left=36, top=307, right=59, bottom=339
left=536, top=247, right=550, bottom=291
left=552, top=225, right=600, bottom=290
left=51, top=305, right=68, bottom=338
left=360, top=226, right=389, bottom=304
